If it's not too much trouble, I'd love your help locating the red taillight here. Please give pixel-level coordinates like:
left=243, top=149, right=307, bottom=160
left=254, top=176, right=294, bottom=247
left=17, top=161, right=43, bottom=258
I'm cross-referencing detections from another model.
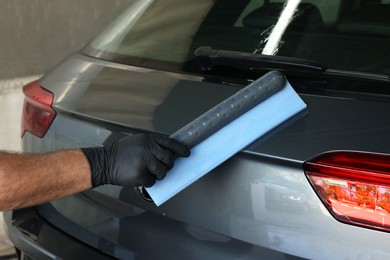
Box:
left=21, top=81, right=56, bottom=138
left=304, top=151, right=390, bottom=232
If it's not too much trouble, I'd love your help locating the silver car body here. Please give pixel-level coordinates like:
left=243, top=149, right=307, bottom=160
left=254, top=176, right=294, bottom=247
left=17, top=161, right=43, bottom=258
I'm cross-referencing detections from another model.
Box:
left=5, top=0, right=390, bottom=259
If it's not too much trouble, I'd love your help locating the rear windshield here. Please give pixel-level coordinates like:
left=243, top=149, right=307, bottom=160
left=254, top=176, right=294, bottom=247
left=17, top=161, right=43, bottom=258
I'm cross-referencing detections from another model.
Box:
left=83, top=0, right=390, bottom=76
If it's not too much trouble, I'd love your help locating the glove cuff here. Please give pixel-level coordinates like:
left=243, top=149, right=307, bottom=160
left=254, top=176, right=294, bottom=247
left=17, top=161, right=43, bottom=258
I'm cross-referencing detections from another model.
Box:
left=81, top=147, right=106, bottom=187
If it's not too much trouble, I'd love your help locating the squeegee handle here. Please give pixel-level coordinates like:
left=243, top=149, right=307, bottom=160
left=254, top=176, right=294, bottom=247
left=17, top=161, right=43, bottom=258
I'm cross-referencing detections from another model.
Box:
left=170, top=70, right=286, bottom=148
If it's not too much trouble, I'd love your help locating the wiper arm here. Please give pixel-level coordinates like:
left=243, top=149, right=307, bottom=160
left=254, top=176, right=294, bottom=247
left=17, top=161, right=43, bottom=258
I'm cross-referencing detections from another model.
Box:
left=195, top=46, right=326, bottom=72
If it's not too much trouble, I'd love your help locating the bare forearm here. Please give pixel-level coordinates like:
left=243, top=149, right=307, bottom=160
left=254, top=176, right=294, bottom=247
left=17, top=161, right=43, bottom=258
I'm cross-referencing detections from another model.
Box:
left=0, top=150, right=92, bottom=211
left=0, top=134, right=190, bottom=211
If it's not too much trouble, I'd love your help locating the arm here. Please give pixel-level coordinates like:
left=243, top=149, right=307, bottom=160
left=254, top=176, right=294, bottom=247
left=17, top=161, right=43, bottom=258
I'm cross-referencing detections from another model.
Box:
left=0, top=149, right=91, bottom=211
left=0, top=134, right=190, bottom=211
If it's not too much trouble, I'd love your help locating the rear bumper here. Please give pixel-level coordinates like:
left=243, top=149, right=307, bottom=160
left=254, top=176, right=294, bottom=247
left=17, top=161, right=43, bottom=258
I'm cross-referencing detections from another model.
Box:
left=3, top=207, right=114, bottom=260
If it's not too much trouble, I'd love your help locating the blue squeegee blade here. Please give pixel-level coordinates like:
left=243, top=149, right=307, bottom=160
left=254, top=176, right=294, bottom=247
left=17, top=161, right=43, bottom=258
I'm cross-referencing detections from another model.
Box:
left=146, top=79, right=307, bottom=206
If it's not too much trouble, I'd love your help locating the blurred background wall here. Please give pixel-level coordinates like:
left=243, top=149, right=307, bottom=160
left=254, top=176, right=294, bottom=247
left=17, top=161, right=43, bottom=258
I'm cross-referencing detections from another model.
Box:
left=0, top=1, right=133, bottom=256
left=0, top=0, right=134, bottom=80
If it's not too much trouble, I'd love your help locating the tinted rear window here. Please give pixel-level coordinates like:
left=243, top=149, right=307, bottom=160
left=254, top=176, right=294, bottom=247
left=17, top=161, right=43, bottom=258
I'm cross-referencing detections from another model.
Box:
left=83, top=0, right=390, bottom=76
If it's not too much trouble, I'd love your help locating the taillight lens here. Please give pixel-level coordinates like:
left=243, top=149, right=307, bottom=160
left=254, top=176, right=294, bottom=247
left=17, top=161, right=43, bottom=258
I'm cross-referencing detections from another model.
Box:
left=21, top=81, right=56, bottom=138
left=304, top=151, right=390, bottom=232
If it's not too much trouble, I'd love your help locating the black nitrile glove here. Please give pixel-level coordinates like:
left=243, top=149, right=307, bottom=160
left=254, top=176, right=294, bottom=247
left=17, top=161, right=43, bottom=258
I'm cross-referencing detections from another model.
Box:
left=82, top=134, right=190, bottom=188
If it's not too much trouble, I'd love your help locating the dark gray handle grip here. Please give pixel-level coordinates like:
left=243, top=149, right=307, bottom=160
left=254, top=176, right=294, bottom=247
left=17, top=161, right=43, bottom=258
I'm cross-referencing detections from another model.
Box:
left=170, top=70, right=286, bottom=148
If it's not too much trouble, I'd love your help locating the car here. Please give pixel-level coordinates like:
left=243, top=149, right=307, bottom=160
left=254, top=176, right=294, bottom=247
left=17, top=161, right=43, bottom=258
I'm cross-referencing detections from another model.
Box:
left=4, top=0, right=390, bottom=259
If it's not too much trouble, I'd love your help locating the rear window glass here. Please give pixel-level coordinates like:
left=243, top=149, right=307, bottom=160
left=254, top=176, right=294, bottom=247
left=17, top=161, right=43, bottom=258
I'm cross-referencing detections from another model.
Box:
left=83, top=0, right=390, bottom=76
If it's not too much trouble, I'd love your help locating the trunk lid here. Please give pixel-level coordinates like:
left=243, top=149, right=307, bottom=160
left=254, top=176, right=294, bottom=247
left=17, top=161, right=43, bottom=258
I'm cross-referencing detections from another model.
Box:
left=42, top=53, right=390, bottom=161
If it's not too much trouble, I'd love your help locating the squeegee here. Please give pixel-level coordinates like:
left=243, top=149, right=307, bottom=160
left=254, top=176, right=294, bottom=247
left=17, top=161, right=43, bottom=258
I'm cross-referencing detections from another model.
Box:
left=146, top=70, right=307, bottom=206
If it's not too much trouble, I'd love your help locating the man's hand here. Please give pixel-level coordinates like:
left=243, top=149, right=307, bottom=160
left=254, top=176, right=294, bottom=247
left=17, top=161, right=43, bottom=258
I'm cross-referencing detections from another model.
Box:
left=82, top=134, right=190, bottom=187
left=0, top=134, right=188, bottom=211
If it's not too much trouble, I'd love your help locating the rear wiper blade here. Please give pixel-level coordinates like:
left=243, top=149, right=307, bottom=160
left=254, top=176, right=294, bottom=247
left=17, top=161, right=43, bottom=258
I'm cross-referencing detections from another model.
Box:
left=195, top=46, right=326, bottom=72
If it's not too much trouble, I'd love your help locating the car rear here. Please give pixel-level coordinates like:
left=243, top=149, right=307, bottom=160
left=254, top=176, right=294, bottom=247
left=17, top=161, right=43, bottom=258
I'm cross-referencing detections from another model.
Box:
left=5, top=0, right=390, bottom=259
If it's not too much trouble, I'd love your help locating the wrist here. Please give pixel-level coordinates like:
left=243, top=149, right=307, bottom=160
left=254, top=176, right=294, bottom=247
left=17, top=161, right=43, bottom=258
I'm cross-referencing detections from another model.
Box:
left=81, top=147, right=106, bottom=187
